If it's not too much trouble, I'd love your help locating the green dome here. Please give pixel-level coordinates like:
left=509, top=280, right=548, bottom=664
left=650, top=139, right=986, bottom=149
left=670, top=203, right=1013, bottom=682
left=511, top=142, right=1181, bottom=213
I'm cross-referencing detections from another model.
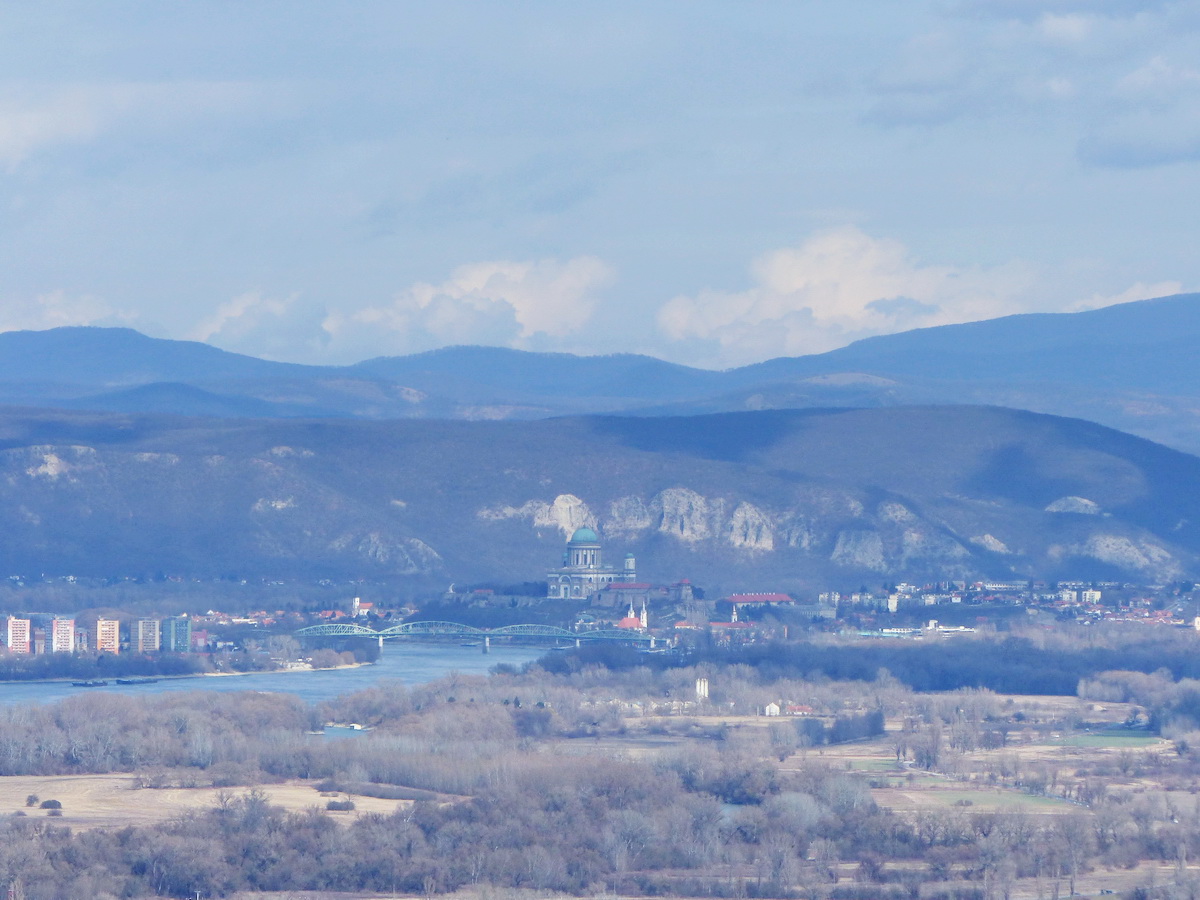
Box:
left=569, top=527, right=600, bottom=543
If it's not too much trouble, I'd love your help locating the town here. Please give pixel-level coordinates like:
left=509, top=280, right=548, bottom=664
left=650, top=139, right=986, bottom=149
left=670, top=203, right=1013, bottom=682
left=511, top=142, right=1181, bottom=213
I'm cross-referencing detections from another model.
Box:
left=2, top=527, right=1198, bottom=675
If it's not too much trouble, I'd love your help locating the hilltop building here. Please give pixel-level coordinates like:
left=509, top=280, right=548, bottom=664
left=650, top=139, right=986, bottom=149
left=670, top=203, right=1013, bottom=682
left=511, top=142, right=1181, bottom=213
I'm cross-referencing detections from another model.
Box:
left=547, top=527, right=636, bottom=600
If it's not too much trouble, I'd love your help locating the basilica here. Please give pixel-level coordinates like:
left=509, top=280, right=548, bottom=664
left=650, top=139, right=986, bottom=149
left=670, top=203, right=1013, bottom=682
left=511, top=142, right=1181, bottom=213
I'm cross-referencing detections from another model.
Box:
left=546, top=527, right=636, bottom=600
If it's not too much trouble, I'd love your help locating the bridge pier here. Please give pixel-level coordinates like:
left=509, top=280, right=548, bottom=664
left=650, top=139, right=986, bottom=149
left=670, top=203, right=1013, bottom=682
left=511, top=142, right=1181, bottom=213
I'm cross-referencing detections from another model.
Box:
left=576, top=638, right=581, bottom=648
left=483, top=635, right=490, bottom=654
left=378, top=635, right=384, bottom=652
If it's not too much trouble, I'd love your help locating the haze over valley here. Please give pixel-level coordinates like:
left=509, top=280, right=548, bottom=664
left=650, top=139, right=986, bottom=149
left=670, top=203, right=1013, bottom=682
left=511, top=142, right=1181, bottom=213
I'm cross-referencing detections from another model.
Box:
left=7, top=5, right=1200, bottom=900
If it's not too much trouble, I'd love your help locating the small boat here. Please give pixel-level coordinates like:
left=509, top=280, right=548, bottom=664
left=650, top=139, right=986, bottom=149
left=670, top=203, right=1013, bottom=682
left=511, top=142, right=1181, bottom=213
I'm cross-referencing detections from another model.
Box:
left=71, top=680, right=108, bottom=687
left=115, top=678, right=160, bottom=685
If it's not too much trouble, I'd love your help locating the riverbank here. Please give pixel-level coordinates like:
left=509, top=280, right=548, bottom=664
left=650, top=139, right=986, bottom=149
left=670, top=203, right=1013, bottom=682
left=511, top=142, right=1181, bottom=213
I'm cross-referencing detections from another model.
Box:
left=0, top=659, right=371, bottom=687
left=0, top=644, right=544, bottom=707
left=201, top=660, right=370, bottom=678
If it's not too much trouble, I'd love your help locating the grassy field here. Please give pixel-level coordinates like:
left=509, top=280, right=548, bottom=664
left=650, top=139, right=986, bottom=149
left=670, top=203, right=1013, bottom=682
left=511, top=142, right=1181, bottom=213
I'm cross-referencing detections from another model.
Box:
left=870, top=785, right=1077, bottom=812
left=1056, top=730, right=1163, bottom=748
left=0, top=774, right=408, bottom=829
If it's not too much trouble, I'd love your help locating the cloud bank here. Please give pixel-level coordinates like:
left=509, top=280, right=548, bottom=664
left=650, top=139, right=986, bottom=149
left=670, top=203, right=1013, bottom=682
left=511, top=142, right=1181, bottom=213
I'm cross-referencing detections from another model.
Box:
left=183, top=256, right=615, bottom=363
left=0, top=237, right=1185, bottom=370
left=657, top=228, right=1180, bottom=367
left=330, top=256, right=614, bottom=357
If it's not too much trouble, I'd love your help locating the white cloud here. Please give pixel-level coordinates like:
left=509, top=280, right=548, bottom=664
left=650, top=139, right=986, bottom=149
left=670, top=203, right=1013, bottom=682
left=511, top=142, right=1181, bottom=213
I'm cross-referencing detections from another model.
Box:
left=197, top=256, right=615, bottom=363
left=330, top=256, right=614, bottom=354
left=867, top=2, right=1187, bottom=131
left=658, top=228, right=1043, bottom=365
left=0, top=290, right=137, bottom=332
left=0, top=81, right=283, bottom=170
left=0, top=90, right=107, bottom=169
left=1035, top=13, right=1097, bottom=44
left=657, top=229, right=1194, bottom=366
left=1069, top=280, right=1184, bottom=312
left=191, top=292, right=332, bottom=361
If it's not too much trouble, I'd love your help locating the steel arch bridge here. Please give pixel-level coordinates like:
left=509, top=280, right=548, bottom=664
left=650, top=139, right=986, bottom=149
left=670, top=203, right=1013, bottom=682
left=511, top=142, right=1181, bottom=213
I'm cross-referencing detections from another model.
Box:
left=294, top=620, right=653, bottom=644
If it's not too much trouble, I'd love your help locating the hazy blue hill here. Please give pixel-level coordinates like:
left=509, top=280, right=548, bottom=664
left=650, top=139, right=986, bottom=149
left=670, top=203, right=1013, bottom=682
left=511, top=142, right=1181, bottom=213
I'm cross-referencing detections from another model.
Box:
left=60, top=383, right=330, bottom=418
left=2, top=293, right=1200, bottom=451
left=736, top=292, right=1200, bottom=392
left=0, top=326, right=320, bottom=385
left=352, top=345, right=723, bottom=402
left=0, top=404, right=1194, bottom=589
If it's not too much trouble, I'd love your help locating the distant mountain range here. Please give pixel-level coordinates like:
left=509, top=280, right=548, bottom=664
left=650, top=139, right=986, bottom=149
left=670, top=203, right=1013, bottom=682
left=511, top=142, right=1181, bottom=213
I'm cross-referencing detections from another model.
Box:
left=0, top=404, right=1195, bottom=588
left=2, top=292, right=1199, bottom=453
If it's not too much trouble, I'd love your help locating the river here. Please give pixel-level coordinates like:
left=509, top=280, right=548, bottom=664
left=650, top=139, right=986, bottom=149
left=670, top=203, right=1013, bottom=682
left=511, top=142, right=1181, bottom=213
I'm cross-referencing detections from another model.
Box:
left=0, top=643, right=546, bottom=707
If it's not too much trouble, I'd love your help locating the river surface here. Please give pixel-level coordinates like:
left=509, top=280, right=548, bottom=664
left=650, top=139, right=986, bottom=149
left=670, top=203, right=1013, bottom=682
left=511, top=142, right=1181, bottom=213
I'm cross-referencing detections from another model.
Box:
left=0, top=644, right=545, bottom=707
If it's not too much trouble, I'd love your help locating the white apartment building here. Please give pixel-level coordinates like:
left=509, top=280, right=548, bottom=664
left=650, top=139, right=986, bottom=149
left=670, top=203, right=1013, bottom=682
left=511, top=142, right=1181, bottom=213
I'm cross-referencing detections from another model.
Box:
left=50, top=618, right=75, bottom=653
left=5, top=617, right=30, bottom=654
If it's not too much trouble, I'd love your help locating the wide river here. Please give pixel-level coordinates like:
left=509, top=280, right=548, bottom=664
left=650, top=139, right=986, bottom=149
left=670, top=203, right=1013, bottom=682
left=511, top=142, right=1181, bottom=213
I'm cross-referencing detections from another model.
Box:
left=0, top=644, right=546, bottom=706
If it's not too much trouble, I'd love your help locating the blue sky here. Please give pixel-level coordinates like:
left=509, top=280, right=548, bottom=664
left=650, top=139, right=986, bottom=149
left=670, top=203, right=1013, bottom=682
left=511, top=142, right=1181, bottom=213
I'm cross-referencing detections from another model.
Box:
left=1, top=1, right=1198, bottom=368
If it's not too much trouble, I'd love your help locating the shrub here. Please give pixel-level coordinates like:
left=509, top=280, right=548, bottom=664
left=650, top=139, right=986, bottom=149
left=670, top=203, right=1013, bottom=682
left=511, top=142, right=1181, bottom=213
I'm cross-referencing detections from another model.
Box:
left=39, top=799, right=62, bottom=810
left=326, top=799, right=356, bottom=812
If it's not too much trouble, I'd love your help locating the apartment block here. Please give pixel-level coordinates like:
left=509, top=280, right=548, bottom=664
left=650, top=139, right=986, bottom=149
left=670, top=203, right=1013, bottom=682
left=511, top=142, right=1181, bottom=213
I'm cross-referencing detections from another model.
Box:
left=50, top=618, right=75, bottom=653
left=135, top=618, right=161, bottom=654
left=95, top=618, right=120, bottom=654
left=161, top=616, right=192, bottom=653
left=5, top=617, right=30, bottom=654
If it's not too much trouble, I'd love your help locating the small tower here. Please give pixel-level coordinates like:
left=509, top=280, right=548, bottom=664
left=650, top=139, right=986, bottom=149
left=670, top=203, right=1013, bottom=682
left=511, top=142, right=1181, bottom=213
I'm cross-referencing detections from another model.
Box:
left=623, top=552, right=637, bottom=582
left=639, top=599, right=648, bottom=629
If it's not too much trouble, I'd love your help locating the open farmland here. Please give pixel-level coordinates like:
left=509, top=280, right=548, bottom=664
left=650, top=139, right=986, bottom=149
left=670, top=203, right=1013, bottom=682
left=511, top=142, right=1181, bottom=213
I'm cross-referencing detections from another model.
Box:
left=0, top=774, right=409, bottom=829
left=4, top=649, right=1200, bottom=900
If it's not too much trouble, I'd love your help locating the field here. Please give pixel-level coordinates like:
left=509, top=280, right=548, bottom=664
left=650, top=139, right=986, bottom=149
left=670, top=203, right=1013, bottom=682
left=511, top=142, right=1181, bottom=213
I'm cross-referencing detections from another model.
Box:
left=0, top=774, right=409, bottom=829
left=1, top=687, right=1194, bottom=900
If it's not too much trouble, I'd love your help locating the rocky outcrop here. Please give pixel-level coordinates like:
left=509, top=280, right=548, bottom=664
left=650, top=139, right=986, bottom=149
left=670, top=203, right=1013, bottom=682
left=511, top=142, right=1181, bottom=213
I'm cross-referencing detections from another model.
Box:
left=1049, top=534, right=1180, bottom=578
left=328, top=532, right=442, bottom=572
left=654, top=488, right=723, bottom=543
left=831, top=530, right=887, bottom=571
left=476, top=480, right=1187, bottom=581
left=478, top=493, right=597, bottom=538
left=971, top=534, right=1012, bottom=555
left=726, top=502, right=775, bottom=551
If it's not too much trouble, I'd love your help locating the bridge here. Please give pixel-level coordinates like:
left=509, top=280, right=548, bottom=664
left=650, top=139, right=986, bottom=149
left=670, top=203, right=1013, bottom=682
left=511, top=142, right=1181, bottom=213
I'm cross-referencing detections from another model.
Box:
left=294, top=620, right=655, bottom=650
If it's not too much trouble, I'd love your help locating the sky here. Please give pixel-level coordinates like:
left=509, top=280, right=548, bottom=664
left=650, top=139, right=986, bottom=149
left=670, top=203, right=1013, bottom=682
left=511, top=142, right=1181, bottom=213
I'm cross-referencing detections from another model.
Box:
left=1, top=1, right=1199, bottom=369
